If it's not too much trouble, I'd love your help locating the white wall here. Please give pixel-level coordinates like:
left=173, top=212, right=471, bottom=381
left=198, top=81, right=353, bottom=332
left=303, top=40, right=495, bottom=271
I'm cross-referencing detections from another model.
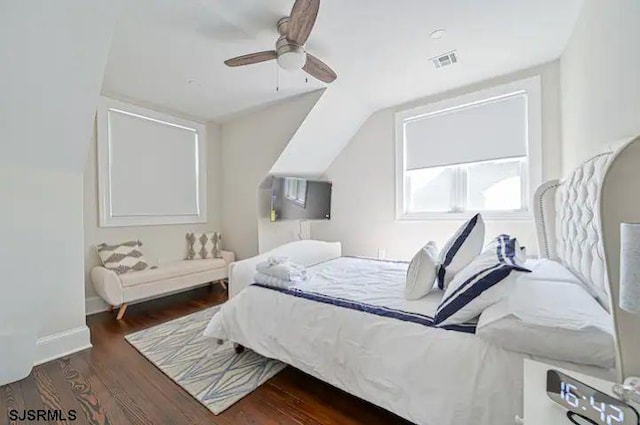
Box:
left=220, top=91, right=323, bottom=260
left=560, top=0, right=640, bottom=172
left=83, top=121, right=222, bottom=312
left=0, top=0, right=119, bottom=364
left=558, top=0, right=640, bottom=380
left=311, top=61, right=561, bottom=260
left=0, top=1, right=118, bottom=174
left=0, top=167, right=88, bottom=361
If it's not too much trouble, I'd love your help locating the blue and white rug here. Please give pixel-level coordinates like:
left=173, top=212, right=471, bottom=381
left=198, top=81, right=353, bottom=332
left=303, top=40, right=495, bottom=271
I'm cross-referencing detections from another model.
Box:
left=125, top=305, right=286, bottom=414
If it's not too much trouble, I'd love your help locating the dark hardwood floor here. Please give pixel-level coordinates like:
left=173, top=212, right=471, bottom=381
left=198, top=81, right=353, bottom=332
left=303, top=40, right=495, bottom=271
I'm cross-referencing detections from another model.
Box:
left=1, top=285, right=411, bottom=425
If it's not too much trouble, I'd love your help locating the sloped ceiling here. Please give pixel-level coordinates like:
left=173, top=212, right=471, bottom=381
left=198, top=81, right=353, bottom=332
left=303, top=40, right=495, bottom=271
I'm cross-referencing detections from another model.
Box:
left=103, top=0, right=583, bottom=122
left=269, top=86, right=371, bottom=176
left=103, top=0, right=583, bottom=178
left=103, top=0, right=325, bottom=121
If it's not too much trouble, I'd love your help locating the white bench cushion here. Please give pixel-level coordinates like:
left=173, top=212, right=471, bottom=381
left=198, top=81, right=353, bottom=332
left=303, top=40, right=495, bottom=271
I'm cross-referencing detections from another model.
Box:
left=120, top=259, right=226, bottom=287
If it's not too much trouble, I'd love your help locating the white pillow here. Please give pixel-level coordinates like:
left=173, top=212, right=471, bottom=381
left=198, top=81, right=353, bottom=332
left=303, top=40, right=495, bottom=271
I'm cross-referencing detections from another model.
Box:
left=522, top=258, right=602, bottom=297
left=477, top=278, right=615, bottom=367
left=405, top=242, right=438, bottom=300
left=434, top=234, right=529, bottom=326
left=436, top=213, right=485, bottom=289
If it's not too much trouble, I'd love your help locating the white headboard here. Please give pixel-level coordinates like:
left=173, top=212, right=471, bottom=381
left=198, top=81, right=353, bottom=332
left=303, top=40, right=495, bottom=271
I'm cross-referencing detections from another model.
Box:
left=534, top=153, right=612, bottom=309
left=533, top=135, right=640, bottom=380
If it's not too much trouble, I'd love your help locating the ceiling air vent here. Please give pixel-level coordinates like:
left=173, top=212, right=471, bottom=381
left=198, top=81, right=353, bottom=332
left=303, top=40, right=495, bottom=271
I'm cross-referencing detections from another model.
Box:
left=431, top=50, right=458, bottom=69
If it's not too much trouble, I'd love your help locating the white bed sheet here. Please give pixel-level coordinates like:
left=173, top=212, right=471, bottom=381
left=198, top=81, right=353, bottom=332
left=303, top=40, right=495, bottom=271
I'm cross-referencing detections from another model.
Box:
left=204, top=257, right=613, bottom=425
left=259, top=257, right=470, bottom=324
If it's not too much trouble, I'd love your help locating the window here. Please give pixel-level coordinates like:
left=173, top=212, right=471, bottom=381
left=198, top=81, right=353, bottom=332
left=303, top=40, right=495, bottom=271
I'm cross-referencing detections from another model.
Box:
left=284, top=178, right=307, bottom=207
left=395, top=76, right=541, bottom=220
left=97, top=97, right=207, bottom=227
left=405, top=157, right=526, bottom=213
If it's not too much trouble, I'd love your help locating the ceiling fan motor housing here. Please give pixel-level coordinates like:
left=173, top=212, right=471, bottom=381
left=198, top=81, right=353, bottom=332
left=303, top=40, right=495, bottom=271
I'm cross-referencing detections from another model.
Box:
left=276, top=35, right=306, bottom=70
left=277, top=17, right=290, bottom=37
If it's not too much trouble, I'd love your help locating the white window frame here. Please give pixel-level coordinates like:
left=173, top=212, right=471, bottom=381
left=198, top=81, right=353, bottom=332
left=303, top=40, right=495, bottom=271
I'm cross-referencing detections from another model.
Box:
left=97, top=97, right=207, bottom=227
left=395, top=76, right=542, bottom=221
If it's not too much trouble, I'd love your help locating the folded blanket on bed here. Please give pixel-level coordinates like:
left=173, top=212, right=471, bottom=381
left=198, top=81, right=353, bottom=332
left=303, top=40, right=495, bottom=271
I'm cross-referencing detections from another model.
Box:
left=254, top=272, right=296, bottom=289
left=262, top=256, right=289, bottom=267
left=256, top=258, right=309, bottom=282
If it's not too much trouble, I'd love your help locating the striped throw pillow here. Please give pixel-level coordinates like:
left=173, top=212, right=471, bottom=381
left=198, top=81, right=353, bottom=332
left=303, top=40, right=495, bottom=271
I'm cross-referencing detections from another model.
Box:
left=434, top=234, right=530, bottom=326
left=436, top=213, right=485, bottom=290
left=96, top=240, right=151, bottom=275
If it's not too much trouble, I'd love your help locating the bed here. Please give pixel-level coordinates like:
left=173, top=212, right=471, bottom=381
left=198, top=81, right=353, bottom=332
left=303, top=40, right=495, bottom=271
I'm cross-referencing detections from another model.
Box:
left=204, top=135, right=640, bottom=425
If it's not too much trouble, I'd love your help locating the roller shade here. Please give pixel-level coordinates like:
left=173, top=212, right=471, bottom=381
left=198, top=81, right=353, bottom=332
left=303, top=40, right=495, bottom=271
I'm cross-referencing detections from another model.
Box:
left=404, top=93, right=527, bottom=170
left=108, top=109, right=200, bottom=217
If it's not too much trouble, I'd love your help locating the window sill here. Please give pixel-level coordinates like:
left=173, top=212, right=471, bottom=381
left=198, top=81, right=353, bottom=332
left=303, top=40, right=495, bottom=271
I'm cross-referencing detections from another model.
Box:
left=396, top=211, right=532, bottom=221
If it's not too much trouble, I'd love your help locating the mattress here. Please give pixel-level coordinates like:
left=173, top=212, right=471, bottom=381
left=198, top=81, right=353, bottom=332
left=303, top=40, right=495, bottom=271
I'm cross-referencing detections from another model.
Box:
left=204, top=256, right=613, bottom=425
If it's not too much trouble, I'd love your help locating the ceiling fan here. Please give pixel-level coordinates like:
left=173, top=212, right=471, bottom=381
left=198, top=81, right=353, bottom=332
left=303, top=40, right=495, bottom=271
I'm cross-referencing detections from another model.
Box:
left=223, top=0, right=337, bottom=83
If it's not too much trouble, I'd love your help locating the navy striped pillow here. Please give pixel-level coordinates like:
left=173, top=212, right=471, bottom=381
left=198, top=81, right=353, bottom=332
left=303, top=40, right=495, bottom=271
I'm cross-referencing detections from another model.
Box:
left=434, top=234, right=530, bottom=326
left=436, top=214, right=485, bottom=290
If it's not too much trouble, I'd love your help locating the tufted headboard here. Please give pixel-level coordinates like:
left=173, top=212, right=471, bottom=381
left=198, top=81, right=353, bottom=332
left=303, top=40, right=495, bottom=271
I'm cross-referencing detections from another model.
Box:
left=534, top=153, right=613, bottom=309
left=533, top=135, right=640, bottom=380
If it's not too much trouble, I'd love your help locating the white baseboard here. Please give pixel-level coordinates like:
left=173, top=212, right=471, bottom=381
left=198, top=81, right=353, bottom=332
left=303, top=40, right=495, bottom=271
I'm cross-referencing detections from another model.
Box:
left=86, top=295, right=110, bottom=315
left=35, top=326, right=92, bottom=366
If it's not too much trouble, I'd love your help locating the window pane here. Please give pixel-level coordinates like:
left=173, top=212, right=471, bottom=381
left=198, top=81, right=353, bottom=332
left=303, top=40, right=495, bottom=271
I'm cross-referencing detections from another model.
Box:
left=465, top=159, right=523, bottom=211
left=406, top=166, right=455, bottom=213
left=296, top=180, right=307, bottom=201
left=284, top=178, right=297, bottom=200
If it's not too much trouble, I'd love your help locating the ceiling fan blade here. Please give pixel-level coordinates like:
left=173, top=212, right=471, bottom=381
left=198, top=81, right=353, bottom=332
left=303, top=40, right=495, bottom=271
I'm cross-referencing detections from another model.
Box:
left=303, top=53, right=337, bottom=83
left=224, top=51, right=277, bottom=67
left=287, top=0, right=320, bottom=45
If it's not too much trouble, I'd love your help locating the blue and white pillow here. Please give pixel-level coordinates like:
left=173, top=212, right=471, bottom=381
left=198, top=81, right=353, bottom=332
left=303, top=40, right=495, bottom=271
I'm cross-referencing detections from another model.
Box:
left=434, top=234, right=531, bottom=326
left=436, top=213, right=485, bottom=290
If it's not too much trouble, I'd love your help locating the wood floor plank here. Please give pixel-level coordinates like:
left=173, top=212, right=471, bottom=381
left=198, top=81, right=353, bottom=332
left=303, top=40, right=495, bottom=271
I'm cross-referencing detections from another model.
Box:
left=32, top=365, right=76, bottom=425
left=72, top=356, right=155, bottom=425
left=77, top=349, right=178, bottom=425
left=0, top=384, right=6, bottom=425
left=251, top=380, right=325, bottom=425
left=57, top=357, right=110, bottom=425
left=69, top=355, right=133, bottom=425
left=3, top=381, right=25, bottom=425
left=268, top=368, right=411, bottom=425
left=0, top=286, right=409, bottom=425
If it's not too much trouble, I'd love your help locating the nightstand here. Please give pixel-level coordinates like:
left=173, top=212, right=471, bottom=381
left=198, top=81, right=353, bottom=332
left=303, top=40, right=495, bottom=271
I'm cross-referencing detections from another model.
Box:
left=520, top=359, right=619, bottom=425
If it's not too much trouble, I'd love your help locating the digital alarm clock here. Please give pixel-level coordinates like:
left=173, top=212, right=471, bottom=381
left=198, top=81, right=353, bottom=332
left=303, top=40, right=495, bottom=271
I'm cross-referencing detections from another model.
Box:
left=547, top=370, right=639, bottom=425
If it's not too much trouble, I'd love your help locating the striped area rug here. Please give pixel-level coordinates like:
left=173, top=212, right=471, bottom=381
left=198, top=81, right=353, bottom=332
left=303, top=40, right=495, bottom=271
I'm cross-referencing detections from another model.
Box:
left=125, top=305, right=286, bottom=414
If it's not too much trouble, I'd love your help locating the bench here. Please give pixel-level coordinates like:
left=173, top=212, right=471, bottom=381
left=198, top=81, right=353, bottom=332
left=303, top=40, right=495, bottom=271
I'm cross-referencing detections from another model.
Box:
left=91, top=251, right=234, bottom=319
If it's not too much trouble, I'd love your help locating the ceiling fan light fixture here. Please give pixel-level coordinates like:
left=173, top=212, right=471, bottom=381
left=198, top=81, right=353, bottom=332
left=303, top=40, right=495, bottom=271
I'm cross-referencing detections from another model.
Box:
left=277, top=50, right=307, bottom=70
left=275, top=38, right=307, bottom=70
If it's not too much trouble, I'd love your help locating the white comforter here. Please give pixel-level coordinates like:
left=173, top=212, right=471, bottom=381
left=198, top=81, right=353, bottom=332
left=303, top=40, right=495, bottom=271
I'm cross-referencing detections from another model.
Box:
left=204, top=257, right=611, bottom=425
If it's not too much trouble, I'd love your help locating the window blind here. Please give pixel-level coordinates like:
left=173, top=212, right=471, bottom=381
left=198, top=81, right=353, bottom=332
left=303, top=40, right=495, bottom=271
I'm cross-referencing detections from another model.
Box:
left=404, top=93, right=527, bottom=170
left=108, top=109, right=200, bottom=216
